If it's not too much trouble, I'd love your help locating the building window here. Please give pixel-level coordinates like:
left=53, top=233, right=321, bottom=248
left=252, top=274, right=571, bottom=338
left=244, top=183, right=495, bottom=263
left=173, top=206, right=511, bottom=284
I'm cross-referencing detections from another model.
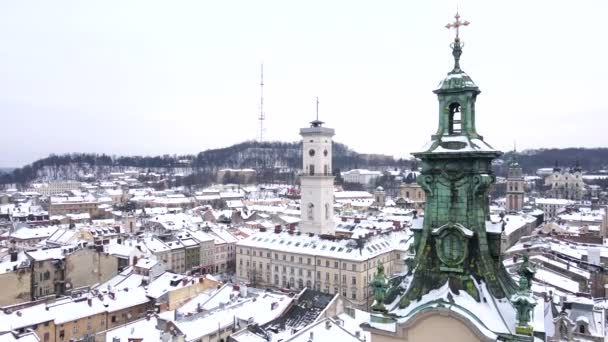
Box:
left=351, top=291, right=357, bottom=300
left=342, top=262, right=346, bottom=270
left=334, top=261, right=338, bottom=268
left=351, top=264, right=356, bottom=271
left=307, top=258, right=311, bottom=265
left=274, top=254, right=278, bottom=260
left=342, top=274, right=346, bottom=284
left=325, top=203, right=330, bottom=219
left=317, top=259, right=321, bottom=266
left=299, top=257, right=303, bottom=264
left=290, top=256, right=294, bottom=262
left=352, top=276, right=356, bottom=285
left=307, top=203, right=314, bottom=219
left=282, top=255, right=286, bottom=261
left=325, top=261, right=329, bottom=267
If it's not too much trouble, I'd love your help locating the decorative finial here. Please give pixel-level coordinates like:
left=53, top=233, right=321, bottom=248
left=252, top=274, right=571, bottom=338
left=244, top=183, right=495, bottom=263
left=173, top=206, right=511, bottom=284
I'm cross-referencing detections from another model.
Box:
left=446, top=12, right=469, bottom=74
left=445, top=11, right=470, bottom=40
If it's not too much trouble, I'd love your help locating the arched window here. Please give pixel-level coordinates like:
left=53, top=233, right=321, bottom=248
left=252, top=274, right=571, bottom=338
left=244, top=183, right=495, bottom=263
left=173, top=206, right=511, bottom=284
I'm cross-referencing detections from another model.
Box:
left=448, top=103, right=462, bottom=134
left=298, top=279, right=304, bottom=289
left=579, top=324, right=586, bottom=334
left=307, top=203, right=314, bottom=220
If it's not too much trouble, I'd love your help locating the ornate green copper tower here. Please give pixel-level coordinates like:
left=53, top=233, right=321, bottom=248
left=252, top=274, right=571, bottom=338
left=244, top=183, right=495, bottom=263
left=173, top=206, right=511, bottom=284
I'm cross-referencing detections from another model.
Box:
left=365, top=14, right=537, bottom=342
left=402, top=16, right=517, bottom=306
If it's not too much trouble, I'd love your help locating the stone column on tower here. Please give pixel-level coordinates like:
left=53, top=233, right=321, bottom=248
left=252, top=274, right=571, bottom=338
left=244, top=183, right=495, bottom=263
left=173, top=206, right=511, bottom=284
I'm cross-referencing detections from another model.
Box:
left=299, top=118, right=335, bottom=235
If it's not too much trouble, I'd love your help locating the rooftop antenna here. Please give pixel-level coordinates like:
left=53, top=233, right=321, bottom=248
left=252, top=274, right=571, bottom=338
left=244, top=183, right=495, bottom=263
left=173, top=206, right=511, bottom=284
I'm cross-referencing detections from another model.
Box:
left=311, top=97, right=323, bottom=127
left=258, top=63, right=265, bottom=142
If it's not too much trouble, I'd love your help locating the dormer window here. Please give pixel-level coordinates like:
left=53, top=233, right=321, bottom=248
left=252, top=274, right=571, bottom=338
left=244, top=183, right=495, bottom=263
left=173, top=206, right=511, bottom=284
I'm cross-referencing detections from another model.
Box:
left=448, top=103, right=462, bottom=135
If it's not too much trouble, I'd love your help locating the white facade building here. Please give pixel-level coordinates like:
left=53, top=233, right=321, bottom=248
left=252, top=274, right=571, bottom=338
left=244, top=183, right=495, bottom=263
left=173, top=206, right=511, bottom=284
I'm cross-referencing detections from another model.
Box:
left=299, top=119, right=335, bottom=235
left=341, top=169, right=382, bottom=186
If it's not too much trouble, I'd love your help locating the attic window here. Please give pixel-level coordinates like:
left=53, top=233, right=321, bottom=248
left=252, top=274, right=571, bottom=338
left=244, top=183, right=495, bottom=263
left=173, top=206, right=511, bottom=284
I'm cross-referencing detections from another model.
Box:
left=295, top=242, right=301, bottom=247
left=448, top=103, right=462, bottom=135
left=346, top=248, right=352, bottom=253
left=330, top=247, right=336, bottom=251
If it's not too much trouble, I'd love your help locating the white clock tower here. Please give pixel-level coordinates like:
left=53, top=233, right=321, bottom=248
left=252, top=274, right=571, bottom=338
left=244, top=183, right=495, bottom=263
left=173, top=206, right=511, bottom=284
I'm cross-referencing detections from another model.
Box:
left=299, top=116, right=335, bottom=235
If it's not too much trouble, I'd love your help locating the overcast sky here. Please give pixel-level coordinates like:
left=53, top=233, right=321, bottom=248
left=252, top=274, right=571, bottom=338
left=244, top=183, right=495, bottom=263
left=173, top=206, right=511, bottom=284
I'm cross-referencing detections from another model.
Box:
left=1, top=1, right=607, bottom=167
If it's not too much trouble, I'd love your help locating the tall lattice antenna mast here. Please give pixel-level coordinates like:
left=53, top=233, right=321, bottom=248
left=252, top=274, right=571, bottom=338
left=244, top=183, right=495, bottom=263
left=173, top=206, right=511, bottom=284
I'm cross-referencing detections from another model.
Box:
left=258, top=63, right=265, bottom=142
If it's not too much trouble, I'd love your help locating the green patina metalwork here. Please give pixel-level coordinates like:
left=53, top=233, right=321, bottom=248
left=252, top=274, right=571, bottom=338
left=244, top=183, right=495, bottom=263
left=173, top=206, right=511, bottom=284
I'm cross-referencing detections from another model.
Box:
left=511, top=276, right=537, bottom=332
left=395, top=35, right=518, bottom=309
left=371, top=264, right=389, bottom=312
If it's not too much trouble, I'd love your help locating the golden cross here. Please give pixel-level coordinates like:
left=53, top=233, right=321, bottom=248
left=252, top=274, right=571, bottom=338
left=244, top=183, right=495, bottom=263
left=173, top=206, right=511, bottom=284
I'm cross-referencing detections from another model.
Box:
left=445, top=12, right=469, bottom=39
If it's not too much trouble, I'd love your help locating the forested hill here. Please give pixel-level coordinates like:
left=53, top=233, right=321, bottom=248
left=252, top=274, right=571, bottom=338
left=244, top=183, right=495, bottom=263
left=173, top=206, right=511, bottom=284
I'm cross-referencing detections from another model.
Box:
left=0, top=141, right=406, bottom=185
left=501, top=148, right=608, bottom=174
left=2, top=144, right=607, bottom=186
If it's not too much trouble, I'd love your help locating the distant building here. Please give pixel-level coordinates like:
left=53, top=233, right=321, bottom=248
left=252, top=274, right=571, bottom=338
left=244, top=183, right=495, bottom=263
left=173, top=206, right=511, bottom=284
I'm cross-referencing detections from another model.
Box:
left=49, top=195, right=99, bottom=217
left=544, top=162, right=585, bottom=200
left=535, top=198, right=575, bottom=219
left=342, top=169, right=382, bottom=186
left=31, top=180, right=82, bottom=196
left=398, top=183, right=425, bottom=207
left=505, top=154, right=525, bottom=212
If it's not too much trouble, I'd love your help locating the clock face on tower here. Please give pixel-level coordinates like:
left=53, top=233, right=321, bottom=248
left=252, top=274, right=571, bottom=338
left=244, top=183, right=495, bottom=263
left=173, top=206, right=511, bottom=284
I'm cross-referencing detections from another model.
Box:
left=309, top=149, right=315, bottom=157
left=323, top=149, right=328, bottom=156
